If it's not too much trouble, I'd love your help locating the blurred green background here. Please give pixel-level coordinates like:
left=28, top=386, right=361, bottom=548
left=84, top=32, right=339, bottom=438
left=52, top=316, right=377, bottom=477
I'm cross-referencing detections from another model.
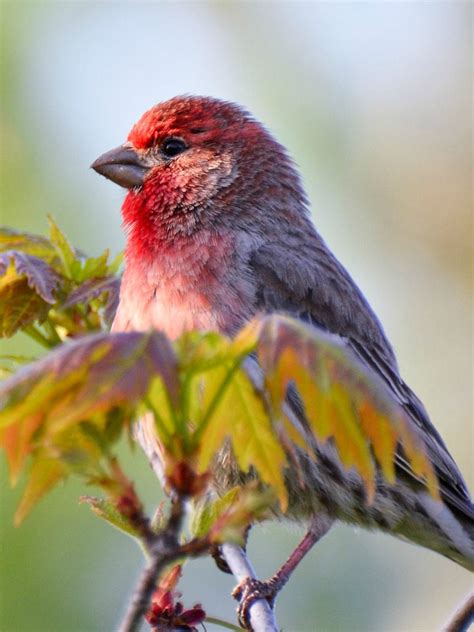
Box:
left=0, top=2, right=472, bottom=631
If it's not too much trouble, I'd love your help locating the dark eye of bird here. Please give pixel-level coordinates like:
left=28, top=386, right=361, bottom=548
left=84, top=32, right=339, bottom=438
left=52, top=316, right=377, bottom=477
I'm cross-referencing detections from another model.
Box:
left=161, top=137, right=187, bottom=158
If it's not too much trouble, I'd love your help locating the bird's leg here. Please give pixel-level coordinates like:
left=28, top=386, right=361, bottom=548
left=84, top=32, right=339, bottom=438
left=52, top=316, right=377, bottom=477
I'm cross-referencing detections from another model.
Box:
left=232, top=515, right=333, bottom=630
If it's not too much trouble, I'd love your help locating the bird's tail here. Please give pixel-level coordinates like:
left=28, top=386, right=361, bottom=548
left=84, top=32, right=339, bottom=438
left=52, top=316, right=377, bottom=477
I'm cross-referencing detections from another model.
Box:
left=409, top=492, right=474, bottom=571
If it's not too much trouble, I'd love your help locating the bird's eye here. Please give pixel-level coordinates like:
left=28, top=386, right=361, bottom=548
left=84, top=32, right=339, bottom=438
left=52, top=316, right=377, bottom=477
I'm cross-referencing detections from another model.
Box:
left=161, top=137, right=187, bottom=158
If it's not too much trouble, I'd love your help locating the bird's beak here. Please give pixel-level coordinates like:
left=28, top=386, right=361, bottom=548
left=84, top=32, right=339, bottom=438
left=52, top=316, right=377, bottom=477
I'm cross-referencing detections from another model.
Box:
left=91, top=144, right=150, bottom=189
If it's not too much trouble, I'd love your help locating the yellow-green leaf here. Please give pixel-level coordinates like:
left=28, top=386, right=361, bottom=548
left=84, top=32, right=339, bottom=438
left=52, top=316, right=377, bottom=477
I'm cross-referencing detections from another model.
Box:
left=196, top=367, right=288, bottom=511
left=191, top=487, right=240, bottom=538
left=0, top=331, right=179, bottom=484
left=256, top=314, right=439, bottom=502
left=48, top=215, right=77, bottom=278
left=80, top=495, right=143, bottom=539
left=14, top=457, right=68, bottom=525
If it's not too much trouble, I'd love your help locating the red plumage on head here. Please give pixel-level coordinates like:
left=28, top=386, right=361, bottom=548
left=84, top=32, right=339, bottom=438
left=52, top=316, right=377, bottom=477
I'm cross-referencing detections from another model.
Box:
left=127, top=95, right=259, bottom=149
left=121, top=96, right=282, bottom=260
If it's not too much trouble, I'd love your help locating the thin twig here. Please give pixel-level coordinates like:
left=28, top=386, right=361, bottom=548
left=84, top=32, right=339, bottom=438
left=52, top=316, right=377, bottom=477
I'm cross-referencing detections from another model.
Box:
left=221, top=543, right=279, bottom=632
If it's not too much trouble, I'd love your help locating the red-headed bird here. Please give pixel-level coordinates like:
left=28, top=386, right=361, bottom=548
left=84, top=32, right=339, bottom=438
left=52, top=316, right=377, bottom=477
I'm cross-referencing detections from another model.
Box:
left=92, top=95, right=473, bottom=619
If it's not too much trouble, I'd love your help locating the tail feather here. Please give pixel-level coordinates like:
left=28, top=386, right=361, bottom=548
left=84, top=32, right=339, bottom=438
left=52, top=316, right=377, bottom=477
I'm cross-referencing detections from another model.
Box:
left=418, top=493, right=474, bottom=571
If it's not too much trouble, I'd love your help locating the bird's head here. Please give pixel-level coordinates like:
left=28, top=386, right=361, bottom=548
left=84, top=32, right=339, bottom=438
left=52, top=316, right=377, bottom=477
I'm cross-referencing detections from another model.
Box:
left=92, top=96, right=308, bottom=251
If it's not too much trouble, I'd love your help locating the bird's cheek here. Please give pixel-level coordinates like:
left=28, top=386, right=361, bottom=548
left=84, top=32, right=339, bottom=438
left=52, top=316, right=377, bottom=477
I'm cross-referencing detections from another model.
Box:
left=176, top=150, right=238, bottom=205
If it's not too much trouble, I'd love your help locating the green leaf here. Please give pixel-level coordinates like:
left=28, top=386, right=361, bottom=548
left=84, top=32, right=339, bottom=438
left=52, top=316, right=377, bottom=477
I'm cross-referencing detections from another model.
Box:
left=48, top=215, right=77, bottom=278
left=176, top=331, right=236, bottom=373
left=192, top=485, right=274, bottom=545
left=104, top=407, right=126, bottom=445
left=0, top=274, right=49, bottom=337
left=0, top=227, right=60, bottom=266
left=0, top=411, right=44, bottom=484
left=194, top=364, right=288, bottom=511
left=144, top=377, right=177, bottom=446
left=107, top=251, right=123, bottom=275
left=208, top=485, right=275, bottom=544
left=191, top=487, right=240, bottom=538
left=77, top=249, right=110, bottom=282
left=80, top=495, right=143, bottom=539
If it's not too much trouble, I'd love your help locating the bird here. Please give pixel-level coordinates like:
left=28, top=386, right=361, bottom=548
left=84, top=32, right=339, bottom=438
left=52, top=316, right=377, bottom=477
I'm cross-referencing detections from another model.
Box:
left=92, top=95, right=473, bottom=624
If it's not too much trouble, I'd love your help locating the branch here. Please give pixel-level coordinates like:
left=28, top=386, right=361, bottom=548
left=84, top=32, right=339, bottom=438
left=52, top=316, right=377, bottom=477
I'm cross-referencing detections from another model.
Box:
left=221, top=542, right=279, bottom=632
left=117, top=496, right=185, bottom=632
left=117, top=543, right=173, bottom=632
left=443, top=593, right=474, bottom=632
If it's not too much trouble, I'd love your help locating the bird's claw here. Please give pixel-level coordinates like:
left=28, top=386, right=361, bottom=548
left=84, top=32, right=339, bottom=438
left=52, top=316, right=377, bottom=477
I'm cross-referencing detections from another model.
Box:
left=232, top=577, right=277, bottom=630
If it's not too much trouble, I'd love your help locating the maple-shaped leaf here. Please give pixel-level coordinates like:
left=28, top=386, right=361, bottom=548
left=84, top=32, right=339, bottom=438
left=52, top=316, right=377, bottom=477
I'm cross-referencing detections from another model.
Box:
left=0, top=331, right=179, bottom=483
left=0, top=251, right=61, bottom=337
left=173, top=332, right=288, bottom=510
left=256, top=314, right=439, bottom=501
left=62, top=276, right=121, bottom=325
left=48, top=216, right=121, bottom=284
left=140, top=330, right=287, bottom=508
left=0, top=250, right=60, bottom=303
left=0, top=227, right=60, bottom=267
left=209, top=367, right=288, bottom=510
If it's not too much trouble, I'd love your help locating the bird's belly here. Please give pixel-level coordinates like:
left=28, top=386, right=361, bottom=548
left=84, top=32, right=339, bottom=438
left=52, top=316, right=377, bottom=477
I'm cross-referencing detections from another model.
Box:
left=112, top=282, right=221, bottom=339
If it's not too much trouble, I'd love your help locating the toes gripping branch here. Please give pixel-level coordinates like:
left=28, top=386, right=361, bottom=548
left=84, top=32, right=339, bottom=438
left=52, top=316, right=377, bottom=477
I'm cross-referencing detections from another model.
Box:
left=226, top=516, right=334, bottom=631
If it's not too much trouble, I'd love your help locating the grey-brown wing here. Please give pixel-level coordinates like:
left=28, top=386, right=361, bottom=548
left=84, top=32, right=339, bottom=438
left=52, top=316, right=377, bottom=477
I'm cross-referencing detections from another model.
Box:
left=249, top=243, right=473, bottom=519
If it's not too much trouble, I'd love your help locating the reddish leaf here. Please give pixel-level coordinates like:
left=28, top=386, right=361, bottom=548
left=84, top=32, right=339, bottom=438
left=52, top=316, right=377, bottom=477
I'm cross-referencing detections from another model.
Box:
left=0, top=250, right=60, bottom=303
left=0, top=251, right=61, bottom=337
left=0, top=276, right=51, bottom=337
left=0, top=412, right=44, bottom=484
left=62, top=276, right=120, bottom=323
left=0, top=331, right=179, bottom=481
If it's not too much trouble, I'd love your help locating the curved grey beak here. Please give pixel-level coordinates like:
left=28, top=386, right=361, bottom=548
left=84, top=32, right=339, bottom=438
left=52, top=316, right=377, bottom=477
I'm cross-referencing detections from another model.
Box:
left=91, top=145, right=150, bottom=189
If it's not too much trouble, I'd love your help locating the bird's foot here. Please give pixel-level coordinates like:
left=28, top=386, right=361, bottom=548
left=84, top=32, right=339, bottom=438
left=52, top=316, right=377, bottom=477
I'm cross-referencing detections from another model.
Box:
left=232, top=576, right=280, bottom=630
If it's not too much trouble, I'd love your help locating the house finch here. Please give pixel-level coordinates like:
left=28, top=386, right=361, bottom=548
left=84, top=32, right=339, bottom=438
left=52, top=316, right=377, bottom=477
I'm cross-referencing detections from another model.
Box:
left=92, top=96, right=473, bottom=617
